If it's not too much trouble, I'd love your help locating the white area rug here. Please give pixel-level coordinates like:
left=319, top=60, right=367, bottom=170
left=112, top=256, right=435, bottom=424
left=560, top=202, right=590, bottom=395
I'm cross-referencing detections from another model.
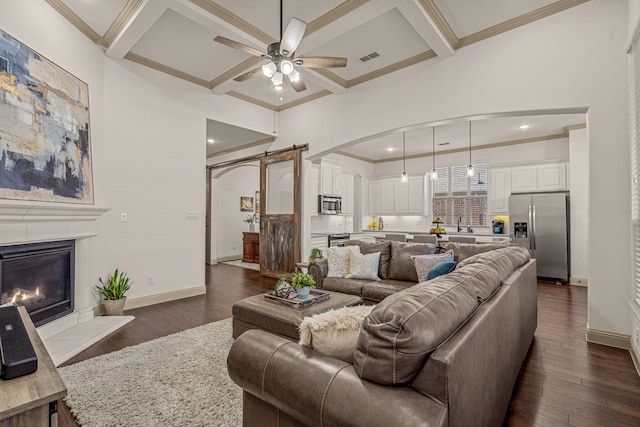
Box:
left=221, top=259, right=260, bottom=271
left=59, top=318, right=241, bottom=427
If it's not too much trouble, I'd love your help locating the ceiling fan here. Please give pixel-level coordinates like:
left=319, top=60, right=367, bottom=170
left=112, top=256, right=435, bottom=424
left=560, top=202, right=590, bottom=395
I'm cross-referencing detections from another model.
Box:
left=213, top=0, right=347, bottom=92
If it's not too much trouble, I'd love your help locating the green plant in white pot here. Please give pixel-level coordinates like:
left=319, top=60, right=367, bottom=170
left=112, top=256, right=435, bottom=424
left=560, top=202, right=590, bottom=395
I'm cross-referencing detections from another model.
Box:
left=96, top=268, right=132, bottom=316
left=291, top=272, right=315, bottom=298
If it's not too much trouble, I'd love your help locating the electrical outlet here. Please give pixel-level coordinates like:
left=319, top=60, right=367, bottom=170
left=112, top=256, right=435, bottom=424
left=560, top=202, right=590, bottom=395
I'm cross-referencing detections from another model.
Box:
left=120, top=213, right=127, bottom=222
left=147, top=275, right=154, bottom=286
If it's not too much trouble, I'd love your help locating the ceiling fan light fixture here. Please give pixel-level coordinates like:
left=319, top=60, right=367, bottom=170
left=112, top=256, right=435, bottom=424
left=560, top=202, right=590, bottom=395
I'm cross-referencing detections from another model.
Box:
left=288, top=68, right=300, bottom=82
left=271, top=71, right=283, bottom=86
left=262, top=62, right=276, bottom=78
left=280, top=59, right=294, bottom=75
left=274, top=84, right=284, bottom=91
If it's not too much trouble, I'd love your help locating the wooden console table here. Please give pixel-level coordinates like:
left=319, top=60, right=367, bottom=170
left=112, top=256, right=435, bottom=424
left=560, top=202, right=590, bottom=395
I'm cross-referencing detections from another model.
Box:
left=0, top=307, right=67, bottom=426
left=242, top=232, right=260, bottom=264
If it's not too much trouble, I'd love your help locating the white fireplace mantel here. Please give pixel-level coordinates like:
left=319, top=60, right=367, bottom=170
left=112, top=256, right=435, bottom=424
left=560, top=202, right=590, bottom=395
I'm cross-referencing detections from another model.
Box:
left=0, top=200, right=109, bottom=246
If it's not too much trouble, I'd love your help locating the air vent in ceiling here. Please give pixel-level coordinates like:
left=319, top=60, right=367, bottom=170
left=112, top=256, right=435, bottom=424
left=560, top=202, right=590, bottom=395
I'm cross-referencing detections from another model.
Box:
left=359, top=51, right=380, bottom=62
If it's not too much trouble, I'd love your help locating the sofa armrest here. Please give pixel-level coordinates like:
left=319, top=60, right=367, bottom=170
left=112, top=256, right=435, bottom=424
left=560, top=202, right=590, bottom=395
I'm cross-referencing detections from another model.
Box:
left=227, top=329, right=446, bottom=427
left=308, top=258, right=328, bottom=289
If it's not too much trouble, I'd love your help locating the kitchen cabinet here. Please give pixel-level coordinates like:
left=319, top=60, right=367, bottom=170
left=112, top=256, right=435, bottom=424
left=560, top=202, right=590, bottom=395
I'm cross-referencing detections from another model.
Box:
left=310, top=234, right=328, bottom=251
left=371, top=175, right=428, bottom=215
left=321, top=162, right=342, bottom=195
left=309, top=165, right=319, bottom=216
left=368, top=178, right=397, bottom=214
left=537, top=163, right=568, bottom=191
left=341, top=173, right=355, bottom=215
left=488, top=168, right=512, bottom=214
left=511, top=163, right=568, bottom=193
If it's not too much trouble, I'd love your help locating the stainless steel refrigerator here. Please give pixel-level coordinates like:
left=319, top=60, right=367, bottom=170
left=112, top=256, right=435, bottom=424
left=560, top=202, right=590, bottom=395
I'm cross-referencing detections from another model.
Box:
left=509, top=193, right=569, bottom=282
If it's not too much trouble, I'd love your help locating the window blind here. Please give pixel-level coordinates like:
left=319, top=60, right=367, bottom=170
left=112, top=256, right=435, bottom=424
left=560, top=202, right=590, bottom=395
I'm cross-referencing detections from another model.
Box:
left=631, top=37, right=640, bottom=306
left=432, top=164, right=487, bottom=226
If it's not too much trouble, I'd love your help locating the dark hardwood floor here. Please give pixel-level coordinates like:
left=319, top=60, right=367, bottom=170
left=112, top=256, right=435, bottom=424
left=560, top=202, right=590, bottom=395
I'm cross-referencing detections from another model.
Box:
left=58, top=265, right=640, bottom=426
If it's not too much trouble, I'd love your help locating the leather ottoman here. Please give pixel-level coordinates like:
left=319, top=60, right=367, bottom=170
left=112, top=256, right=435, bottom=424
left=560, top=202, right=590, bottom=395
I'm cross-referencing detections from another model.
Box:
left=232, top=291, right=363, bottom=340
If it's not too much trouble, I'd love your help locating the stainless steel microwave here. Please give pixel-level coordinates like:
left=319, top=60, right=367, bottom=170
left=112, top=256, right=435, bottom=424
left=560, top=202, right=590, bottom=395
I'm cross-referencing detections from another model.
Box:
left=319, top=195, right=342, bottom=214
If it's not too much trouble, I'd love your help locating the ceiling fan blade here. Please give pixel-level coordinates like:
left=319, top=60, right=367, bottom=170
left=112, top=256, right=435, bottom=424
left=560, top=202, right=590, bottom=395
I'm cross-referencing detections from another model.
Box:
left=214, top=36, right=269, bottom=59
left=294, top=56, right=347, bottom=68
left=279, top=18, right=306, bottom=56
left=234, top=67, right=264, bottom=82
left=288, top=74, right=306, bottom=92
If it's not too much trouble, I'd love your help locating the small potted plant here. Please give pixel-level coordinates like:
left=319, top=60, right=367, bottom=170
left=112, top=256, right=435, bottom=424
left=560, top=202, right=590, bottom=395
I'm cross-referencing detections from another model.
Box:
left=291, top=272, right=316, bottom=297
left=95, top=268, right=132, bottom=316
left=308, top=248, right=323, bottom=262
left=243, top=213, right=257, bottom=231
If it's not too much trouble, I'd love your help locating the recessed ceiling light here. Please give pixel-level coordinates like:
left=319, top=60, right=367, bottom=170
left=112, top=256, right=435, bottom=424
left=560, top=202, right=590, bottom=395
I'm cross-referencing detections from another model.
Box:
left=207, top=138, right=215, bottom=143
left=274, top=85, right=283, bottom=91
left=519, top=124, right=530, bottom=129
left=386, top=147, right=394, bottom=152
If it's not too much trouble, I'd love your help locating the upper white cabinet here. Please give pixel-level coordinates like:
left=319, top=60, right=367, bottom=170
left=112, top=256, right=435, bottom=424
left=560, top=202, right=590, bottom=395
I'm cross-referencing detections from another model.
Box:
left=320, top=162, right=342, bottom=195
left=537, top=163, right=568, bottom=191
left=511, top=166, right=537, bottom=193
left=488, top=168, right=512, bottom=214
left=370, top=175, right=428, bottom=215
left=309, top=165, right=319, bottom=216
left=341, top=173, right=355, bottom=215
left=511, top=163, right=568, bottom=193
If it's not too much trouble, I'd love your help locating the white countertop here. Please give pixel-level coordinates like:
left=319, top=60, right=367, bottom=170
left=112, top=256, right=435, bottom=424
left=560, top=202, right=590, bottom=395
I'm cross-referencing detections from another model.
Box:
left=361, top=229, right=505, bottom=237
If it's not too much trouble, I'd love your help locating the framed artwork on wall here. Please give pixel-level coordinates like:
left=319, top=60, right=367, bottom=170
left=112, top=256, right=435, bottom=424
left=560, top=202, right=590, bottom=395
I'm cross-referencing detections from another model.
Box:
left=0, top=29, right=94, bottom=204
left=240, top=196, right=254, bottom=212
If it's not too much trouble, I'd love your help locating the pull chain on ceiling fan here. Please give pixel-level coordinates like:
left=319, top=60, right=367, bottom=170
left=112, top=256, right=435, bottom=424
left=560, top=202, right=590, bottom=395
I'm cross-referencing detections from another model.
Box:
left=213, top=0, right=347, bottom=93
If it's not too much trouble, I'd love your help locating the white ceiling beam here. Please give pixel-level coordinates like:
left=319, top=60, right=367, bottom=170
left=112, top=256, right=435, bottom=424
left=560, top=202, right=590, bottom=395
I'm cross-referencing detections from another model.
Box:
left=300, top=68, right=347, bottom=94
left=399, top=0, right=454, bottom=57
left=106, top=0, right=171, bottom=59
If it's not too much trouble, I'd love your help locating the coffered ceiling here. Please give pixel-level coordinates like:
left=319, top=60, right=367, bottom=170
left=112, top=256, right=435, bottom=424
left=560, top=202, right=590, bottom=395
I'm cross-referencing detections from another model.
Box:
left=46, top=0, right=590, bottom=112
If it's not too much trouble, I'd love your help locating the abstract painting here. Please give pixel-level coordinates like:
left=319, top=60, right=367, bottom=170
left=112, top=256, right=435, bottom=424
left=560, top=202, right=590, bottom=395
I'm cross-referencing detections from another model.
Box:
left=0, top=29, right=93, bottom=204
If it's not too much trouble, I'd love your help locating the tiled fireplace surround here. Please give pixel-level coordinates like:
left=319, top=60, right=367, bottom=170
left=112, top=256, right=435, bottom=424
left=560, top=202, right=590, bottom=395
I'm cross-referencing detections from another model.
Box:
left=0, top=200, right=133, bottom=366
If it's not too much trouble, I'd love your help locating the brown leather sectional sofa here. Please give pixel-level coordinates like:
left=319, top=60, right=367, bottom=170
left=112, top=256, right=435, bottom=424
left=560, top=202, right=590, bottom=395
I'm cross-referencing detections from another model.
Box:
left=309, top=240, right=509, bottom=303
left=227, top=245, right=537, bottom=426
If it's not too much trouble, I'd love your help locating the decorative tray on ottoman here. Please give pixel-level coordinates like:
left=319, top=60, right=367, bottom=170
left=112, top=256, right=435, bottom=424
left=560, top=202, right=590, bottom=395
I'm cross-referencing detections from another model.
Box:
left=265, top=290, right=330, bottom=308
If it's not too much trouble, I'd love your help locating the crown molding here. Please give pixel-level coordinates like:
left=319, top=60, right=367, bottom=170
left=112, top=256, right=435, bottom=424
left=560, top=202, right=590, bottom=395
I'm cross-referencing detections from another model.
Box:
left=124, top=52, right=210, bottom=88
left=347, top=50, right=437, bottom=88
left=227, top=91, right=277, bottom=111
left=44, top=0, right=101, bottom=44
left=209, top=57, right=264, bottom=89
left=306, top=0, right=370, bottom=36
left=278, top=90, right=332, bottom=111
left=415, top=0, right=460, bottom=49
left=207, top=136, right=275, bottom=158
left=458, top=0, right=591, bottom=48
left=101, top=0, right=145, bottom=48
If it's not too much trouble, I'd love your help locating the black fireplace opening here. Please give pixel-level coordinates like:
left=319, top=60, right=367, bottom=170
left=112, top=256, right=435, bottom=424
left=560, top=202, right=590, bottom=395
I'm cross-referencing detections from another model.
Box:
left=0, top=240, right=75, bottom=327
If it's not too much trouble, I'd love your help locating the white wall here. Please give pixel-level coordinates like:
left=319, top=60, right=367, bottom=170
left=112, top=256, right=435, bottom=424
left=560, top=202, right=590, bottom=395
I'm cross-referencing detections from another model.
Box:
left=0, top=0, right=275, bottom=308
left=276, top=1, right=631, bottom=336
left=212, top=164, right=259, bottom=261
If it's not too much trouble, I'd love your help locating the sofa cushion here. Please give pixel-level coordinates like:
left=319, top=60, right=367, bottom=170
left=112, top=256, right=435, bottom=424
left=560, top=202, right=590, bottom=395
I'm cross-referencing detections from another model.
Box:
left=326, top=246, right=360, bottom=277
left=426, top=260, right=457, bottom=280
left=345, top=240, right=392, bottom=279
left=298, top=305, right=375, bottom=363
left=441, top=242, right=507, bottom=262
left=345, top=248, right=381, bottom=281
left=361, top=279, right=418, bottom=302
left=353, top=270, right=480, bottom=385
left=411, top=250, right=454, bottom=282
left=387, top=242, right=435, bottom=282
left=322, top=277, right=372, bottom=296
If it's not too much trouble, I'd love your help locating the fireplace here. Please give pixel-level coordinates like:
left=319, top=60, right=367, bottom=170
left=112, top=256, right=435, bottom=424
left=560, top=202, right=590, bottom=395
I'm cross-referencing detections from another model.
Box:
left=0, top=240, right=75, bottom=327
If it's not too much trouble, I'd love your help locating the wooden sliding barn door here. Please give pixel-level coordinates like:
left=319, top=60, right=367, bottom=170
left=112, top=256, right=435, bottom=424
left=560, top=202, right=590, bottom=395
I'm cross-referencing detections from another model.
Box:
left=259, top=149, right=302, bottom=278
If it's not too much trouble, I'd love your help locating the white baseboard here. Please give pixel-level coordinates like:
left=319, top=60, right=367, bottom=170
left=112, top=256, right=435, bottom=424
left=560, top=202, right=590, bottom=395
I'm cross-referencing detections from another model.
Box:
left=631, top=338, right=640, bottom=377
left=569, top=277, right=588, bottom=286
left=93, top=285, right=207, bottom=315
left=586, top=327, right=630, bottom=349
left=212, top=254, right=242, bottom=263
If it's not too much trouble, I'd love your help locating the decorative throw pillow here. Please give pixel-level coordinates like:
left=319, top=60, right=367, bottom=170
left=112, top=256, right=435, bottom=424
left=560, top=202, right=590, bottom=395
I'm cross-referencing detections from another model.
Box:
left=387, top=242, right=436, bottom=282
left=411, top=250, right=454, bottom=282
left=345, top=248, right=381, bottom=280
left=298, top=305, right=375, bottom=363
left=426, top=260, right=457, bottom=280
left=326, top=246, right=360, bottom=277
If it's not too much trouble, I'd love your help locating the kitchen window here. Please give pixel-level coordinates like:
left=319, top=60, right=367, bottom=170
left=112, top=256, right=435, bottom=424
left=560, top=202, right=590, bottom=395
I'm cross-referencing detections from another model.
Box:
left=432, top=164, right=488, bottom=226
